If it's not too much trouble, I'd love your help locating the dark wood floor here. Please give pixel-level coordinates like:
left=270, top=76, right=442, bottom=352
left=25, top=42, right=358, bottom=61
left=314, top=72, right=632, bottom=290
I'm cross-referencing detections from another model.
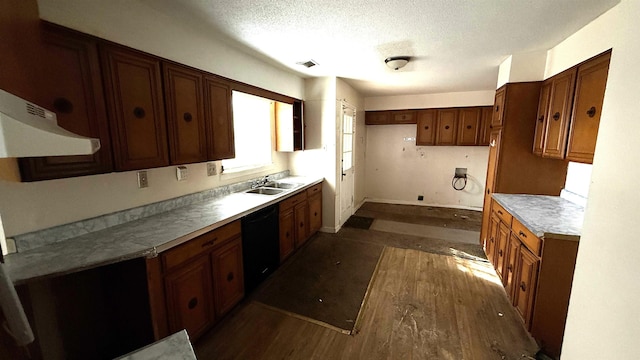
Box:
left=194, top=204, right=537, bottom=359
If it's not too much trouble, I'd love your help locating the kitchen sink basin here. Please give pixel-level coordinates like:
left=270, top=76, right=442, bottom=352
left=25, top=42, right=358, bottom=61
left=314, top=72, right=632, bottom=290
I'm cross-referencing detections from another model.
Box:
left=246, top=187, right=284, bottom=195
left=264, top=182, right=303, bottom=189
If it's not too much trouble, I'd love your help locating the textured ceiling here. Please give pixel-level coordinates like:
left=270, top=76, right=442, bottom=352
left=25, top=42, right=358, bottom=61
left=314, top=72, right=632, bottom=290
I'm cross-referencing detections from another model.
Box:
left=142, top=0, right=619, bottom=97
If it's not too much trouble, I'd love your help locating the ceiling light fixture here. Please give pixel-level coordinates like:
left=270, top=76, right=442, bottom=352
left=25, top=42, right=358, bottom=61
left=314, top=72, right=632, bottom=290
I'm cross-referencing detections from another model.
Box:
left=385, top=56, right=410, bottom=70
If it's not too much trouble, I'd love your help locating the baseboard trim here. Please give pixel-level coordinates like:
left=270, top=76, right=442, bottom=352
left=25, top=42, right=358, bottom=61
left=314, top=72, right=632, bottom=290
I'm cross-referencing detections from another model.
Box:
left=362, top=198, right=482, bottom=212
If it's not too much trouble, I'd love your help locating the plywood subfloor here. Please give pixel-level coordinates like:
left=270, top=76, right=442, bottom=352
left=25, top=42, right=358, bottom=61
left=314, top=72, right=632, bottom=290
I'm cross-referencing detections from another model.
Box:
left=195, top=247, right=538, bottom=359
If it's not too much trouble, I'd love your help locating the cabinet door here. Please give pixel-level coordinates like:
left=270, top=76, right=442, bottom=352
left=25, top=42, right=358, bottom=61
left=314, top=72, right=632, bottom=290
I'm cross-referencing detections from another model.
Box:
left=495, top=221, right=510, bottom=280
left=491, top=87, right=506, bottom=128
left=542, top=68, right=577, bottom=159
left=100, top=44, right=169, bottom=171
left=486, top=213, right=500, bottom=264
left=308, top=192, right=322, bottom=235
left=504, top=234, right=521, bottom=298
left=211, top=237, right=244, bottom=317
left=279, top=209, right=296, bottom=263
left=391, top=110, right=416, bottom=124
left=533, top=81, right=552, bottom=155
left=566, top=52, right=610, bottom=163
left=514, top=246, right=540, bottom=328
left=457, top=107, right=481, bottom=145
left=163, top=63, right=207, bottom=164
left=416, top=109, right=436, bottom=145
left=435, top=109, right=458, bottom=145
left=19, top=26, right=113, bottom=181
left=365, top=111, right=390, bottom=125
left=294, top=201, right=309, bottom=247
left=164, top=255, right=215, bottom=340
left=480, top=130, right=502, bottom=248
left=293, top=100, right=304, bottom=150
left=478, top=106, right=493, bottom=146
left=204, top=77, right=235, bottom=160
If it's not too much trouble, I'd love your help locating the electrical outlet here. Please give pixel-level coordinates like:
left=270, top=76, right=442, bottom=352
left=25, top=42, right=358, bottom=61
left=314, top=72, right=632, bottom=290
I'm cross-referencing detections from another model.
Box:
left=455, top=167, right=467, bottom=178
left=417, top=195, right=424, bottom=201
left=207, top=162, right=216, bottom=176
left=176, top=166, right=188, bottom=181
left=137, top=171, right=148, bottom=188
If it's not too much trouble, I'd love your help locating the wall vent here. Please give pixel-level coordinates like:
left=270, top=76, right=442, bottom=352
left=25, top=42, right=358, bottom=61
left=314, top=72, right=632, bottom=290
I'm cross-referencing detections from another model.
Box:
left=297, top=59, right=319, bottom=68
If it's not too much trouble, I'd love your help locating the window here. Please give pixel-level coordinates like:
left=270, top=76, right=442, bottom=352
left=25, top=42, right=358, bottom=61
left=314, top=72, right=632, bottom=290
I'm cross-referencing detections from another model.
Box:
left=222, top=91, right=273, bottom=172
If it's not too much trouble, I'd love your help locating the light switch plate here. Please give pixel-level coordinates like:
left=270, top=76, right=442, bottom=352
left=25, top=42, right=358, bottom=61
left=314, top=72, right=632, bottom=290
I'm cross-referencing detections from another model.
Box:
left=176, top=166, right=188, bottom=181
left=137, top=171, right=148, bottom=188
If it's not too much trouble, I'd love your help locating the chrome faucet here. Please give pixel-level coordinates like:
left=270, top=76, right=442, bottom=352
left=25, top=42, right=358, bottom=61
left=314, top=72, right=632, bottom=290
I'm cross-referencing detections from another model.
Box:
left=251, top=175, right=271, bottom=189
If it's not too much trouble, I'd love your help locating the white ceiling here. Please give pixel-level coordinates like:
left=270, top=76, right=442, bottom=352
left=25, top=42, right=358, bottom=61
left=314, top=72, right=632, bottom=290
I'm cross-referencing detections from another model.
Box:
left=143, top=0, right=619, bottom=97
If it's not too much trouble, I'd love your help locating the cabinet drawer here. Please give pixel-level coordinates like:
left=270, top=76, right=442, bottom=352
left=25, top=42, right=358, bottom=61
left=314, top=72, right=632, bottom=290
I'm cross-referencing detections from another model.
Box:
left=306, top=183, right=322, bottom=197
left=280, top=191, right=307, bottom=211
left=163, top=221, right=241, bottom=271
left=491, top=200, right=512, bottom=226
left=512, top=218, right=541, bottom=256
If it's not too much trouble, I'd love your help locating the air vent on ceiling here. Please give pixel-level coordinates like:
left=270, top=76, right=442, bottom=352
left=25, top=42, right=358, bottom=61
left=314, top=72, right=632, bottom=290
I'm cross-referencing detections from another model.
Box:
left=297, top=59, right=319, bottom=68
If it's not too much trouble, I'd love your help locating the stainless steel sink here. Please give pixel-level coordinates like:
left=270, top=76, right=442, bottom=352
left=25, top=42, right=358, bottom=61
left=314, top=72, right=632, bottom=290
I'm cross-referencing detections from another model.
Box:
left=264, top=182, right=303, bottom=189
left=246, top=187, right=284, bottom=195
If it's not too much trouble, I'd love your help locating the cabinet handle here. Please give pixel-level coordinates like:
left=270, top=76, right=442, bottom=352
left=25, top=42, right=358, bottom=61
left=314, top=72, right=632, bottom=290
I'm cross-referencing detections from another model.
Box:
left=552, top=112, right=560, bottom=121
left=538, top=115, right=544, bottom=122
left=300, top=222, right=304, bottom=228
left=520, top=282, right=526, bottom=292
left=466, top=125, right=472, bottom=129
left=445, top=125, right=450, bottom=130
left=133, top=107, right=146, bottom=119
left=53, top=97, right=73, bottom=114
left=490, top=236, right=494, bottom=243
left=424, top=126, right=429, bottom=129
left=497, top=210, right=503, bottom=215
left=519, top=231, right=527, bottom=238
left=507, top=264, right=513, bottom=272
left=586, top=106, right=597, bottom=118
left=490, top=139, right=496, bottom=147
left=201, top=238, right=216, bottom=247
left=498, top=249, right=503, bottom=256
left=227, top=272, right=234, bottom=282
left=314, top=212, right=318, bottom=216
left=188, top=297, right=198, bottom=309
left=495, top=105, right=500, bottom=113
left=285, top=231, right=290, bottom=238
left=183, top=112, right=193, bottom=122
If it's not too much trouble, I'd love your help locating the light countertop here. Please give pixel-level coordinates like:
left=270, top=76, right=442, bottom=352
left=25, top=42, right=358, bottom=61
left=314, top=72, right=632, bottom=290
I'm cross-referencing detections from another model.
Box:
left=115, top=330, right=196, bottom=360
left=5, top=176, right=323, bottom=285
left=492, top=193, right=584, bottom=241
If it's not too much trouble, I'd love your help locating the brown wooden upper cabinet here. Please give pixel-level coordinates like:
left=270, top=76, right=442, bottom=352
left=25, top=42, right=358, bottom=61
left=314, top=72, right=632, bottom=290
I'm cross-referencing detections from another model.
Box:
left=457, top=107, right=481, bottom=145
left=365, top=109, right=417, bottom=125
left=392, top=110, right=416, bottom=124
left=163, top=63, right=207, bottom=165
left=416, top=109, right=436, bottom=145
left=100, top=44, right=169, bottom=171
left=435, top=108, right=458, bottom=145
left=491, top=87, right=506, bottom=128
left=19, top=24, right=113, bottom=181
left=566, top=52, right=611, bottom=163
left=275, top=99, right=304, bottom=152
left=204, top=77, right=235, bottom=160
left=534, top=50, right=610, bottom=163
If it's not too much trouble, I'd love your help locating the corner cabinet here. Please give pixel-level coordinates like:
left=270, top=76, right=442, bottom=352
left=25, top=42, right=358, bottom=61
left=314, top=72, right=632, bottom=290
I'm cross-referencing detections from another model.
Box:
left=100, top=44, right=170, bottom=171
left=146, top=221, right=244, bottom=342
left=479, top=82, right=568, bottom=254
left=279, top=183, right=322, bottom=263
left=18, top=24, right=113, bottom=181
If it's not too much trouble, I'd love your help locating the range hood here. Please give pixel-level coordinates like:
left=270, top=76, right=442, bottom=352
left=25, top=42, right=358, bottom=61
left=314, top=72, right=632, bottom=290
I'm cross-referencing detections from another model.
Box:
left=0, top=89, right=100, bottom=158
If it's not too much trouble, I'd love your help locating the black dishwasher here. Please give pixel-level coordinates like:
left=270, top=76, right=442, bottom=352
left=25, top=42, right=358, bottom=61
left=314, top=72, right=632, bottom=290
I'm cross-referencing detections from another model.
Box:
left=241, top=204, right=280, bottom=293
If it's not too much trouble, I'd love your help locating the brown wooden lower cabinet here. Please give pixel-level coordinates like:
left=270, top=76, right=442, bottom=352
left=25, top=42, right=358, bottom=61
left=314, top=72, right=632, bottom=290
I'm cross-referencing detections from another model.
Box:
left=279, top=183, right=323, bottom=263
left=146, top=221, right=243, bottom=342
left=485, top=199, right=579, bottom=358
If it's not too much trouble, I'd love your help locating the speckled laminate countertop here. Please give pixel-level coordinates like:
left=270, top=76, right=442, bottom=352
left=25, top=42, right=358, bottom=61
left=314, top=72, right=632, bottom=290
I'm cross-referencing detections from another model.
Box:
left=4, top=176, right=323, bottom=285
left=492, top=193, right=584, bottom=241
left=115, top=330, right=196, bottom=360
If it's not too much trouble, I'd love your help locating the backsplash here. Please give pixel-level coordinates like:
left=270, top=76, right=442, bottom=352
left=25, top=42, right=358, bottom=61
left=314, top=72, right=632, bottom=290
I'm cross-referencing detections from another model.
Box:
left=12, top=171, right=289, bottom=252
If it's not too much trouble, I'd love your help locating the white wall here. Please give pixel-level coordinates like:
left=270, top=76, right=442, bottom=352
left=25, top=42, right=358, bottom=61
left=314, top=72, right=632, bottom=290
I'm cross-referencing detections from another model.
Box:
left=365, top=125, right=488, bottom=209
left=0, top=0, right=306, bottom=237
left=365, top=90, right=495, bottom=110
left=548, top=1, right=640, bottom=358
left=496, top=50, right=548, bottom=88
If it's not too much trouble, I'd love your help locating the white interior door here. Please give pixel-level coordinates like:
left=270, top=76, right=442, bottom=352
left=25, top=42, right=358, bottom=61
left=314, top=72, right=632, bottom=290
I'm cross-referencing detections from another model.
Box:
left=340, top=105, right=356, bottom=225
